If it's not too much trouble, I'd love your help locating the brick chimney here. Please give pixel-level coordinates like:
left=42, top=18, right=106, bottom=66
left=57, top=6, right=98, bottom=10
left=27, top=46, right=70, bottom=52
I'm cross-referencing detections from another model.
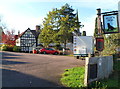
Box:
left=36, top=25, right=40, bottom=32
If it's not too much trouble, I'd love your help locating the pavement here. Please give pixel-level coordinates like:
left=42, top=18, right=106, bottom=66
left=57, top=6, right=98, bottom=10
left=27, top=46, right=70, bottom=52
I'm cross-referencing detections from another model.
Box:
left=1, top=51, right=85, bottom=88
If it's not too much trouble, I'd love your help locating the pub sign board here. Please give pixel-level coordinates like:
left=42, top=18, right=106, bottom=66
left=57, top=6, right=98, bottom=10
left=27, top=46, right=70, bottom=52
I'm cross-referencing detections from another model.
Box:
left=103, top=13, right=119, bottom=34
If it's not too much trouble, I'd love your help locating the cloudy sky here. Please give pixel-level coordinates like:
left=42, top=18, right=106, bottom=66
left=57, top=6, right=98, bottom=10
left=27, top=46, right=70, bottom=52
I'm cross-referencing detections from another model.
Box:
left=0, top=0, right=119, bottom=36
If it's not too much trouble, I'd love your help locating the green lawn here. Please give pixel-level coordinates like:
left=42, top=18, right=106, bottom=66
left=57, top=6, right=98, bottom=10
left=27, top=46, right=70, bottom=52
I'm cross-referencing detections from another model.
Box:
left=60, top=59, right=120, bottom=88
left=60, top=67, right=85, bottom=88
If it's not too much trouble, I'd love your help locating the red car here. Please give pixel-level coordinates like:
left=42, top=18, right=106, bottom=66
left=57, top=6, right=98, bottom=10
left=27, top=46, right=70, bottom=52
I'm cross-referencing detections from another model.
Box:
left=39, top=48, right=59, bottom=55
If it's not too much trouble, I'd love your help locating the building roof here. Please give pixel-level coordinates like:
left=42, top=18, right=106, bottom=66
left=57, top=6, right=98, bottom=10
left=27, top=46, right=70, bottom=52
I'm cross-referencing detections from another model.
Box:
left=19, top=28, right=40, bottom=38
left=31, top=30, right=39, bottom=38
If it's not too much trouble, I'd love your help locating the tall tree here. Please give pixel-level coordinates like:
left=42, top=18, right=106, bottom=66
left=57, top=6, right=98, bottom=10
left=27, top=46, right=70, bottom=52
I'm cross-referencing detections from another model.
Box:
left=57, top=4, right=80, bottom=48
left=39, top=8, right=59, bottom=47
left=2, top=30, right=16, bottom=46
left=39, top=3, right=82, bottom=48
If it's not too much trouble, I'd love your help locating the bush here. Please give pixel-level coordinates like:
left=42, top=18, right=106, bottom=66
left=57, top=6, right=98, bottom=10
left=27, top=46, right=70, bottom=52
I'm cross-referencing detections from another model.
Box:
left=1, top=45, right=8, bottom=51
left=1, top=44, right=14, bottom=51
left=13, top=46, right=20, bottom=52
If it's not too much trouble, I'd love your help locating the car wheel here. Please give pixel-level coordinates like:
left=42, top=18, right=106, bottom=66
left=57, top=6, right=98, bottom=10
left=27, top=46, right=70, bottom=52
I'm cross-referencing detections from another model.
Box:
left=54, top=52, right=58, bottom=55
left=43, top=51, right=46, bottom=54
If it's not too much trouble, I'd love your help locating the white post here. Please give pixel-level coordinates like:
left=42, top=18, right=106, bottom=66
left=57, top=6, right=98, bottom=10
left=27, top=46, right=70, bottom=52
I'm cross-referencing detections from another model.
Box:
left=118, top=1, right=120, bottom=31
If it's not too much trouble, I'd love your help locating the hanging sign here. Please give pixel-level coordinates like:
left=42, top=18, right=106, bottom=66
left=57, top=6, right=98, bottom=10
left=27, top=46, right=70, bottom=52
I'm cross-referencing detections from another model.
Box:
left=103, top=14, right=119, bottom=34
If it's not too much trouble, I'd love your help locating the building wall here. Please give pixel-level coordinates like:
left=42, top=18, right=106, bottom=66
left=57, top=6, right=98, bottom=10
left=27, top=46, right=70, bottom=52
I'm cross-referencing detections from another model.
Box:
left=19, top=29, right=37, bottom=52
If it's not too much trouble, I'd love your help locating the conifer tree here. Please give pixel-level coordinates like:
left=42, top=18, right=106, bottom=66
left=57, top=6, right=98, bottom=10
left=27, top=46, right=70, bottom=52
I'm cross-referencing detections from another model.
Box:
left=39, top=3, right=82, bottom=48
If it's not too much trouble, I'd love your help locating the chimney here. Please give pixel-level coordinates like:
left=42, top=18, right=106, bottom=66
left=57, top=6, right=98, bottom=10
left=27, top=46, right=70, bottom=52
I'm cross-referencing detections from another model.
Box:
left=36, top=25, right=40, bottom=32
left=18, top=30, right=20, bottom=35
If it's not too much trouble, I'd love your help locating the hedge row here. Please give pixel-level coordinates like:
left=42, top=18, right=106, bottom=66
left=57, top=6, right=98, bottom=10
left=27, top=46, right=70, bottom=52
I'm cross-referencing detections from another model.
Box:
left=0, top=44, right=20, bottom=52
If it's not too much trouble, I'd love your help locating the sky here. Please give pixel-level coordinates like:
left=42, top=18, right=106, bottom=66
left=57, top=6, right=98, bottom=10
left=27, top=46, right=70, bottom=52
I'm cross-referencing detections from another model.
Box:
left=0, top=0, right=119, bottom=36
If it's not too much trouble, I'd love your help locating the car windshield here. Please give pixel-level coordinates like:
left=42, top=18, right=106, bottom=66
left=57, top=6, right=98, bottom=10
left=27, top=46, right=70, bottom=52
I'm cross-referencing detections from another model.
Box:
left=49, top=48, right=55, bottom=50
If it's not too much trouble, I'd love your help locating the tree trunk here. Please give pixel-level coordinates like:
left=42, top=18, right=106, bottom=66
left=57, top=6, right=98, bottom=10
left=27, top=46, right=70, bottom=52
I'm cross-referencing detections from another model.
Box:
left=64, top=40, right=66, bottom=49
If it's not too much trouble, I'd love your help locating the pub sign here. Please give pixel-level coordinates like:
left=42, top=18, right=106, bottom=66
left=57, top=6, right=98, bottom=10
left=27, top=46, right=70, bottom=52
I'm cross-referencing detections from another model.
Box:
left=103, top=14, right=119, bottom=34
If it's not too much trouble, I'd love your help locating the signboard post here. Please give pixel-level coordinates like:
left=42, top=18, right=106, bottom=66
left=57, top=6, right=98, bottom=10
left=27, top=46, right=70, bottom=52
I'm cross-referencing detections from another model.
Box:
left=118, top=1, right=120, bottom=31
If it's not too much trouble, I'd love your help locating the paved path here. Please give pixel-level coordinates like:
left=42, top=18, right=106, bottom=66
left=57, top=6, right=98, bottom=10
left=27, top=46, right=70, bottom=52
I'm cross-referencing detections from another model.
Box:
left=1, top=51, right=85, bottom=87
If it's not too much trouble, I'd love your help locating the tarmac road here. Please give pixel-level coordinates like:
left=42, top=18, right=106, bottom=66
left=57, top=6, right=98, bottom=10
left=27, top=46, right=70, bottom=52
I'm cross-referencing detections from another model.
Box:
left=1, top=51, right=85, bottom=87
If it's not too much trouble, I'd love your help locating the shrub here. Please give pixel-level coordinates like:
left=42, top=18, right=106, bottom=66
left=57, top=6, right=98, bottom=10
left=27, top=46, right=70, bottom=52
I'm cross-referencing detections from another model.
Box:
left=1, top=45, right=8, bottom=51
left=13, top=46, right=20, bottom=52
left=1, top=44, right=14, bottom=51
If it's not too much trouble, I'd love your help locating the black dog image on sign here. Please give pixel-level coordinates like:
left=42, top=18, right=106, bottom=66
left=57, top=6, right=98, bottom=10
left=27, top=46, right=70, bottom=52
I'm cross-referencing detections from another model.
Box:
left=107, top=23, right=114, bottom=31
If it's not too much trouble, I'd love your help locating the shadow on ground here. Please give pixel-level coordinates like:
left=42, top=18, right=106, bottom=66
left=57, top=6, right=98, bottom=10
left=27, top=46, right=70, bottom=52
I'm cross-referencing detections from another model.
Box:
left=2, top=51, right=23, bottom=60
left=2, top=69, right=63, bottom=88
left=2, top=60, right=29, bottom=65
left=1, top=51, right=30, bottom=65
left=2, top=51, right=23, bottom=57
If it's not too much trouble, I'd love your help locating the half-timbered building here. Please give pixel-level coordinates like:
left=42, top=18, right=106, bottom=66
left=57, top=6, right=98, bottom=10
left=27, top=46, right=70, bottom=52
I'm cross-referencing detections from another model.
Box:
left=16, top=25, right=40, bottom=52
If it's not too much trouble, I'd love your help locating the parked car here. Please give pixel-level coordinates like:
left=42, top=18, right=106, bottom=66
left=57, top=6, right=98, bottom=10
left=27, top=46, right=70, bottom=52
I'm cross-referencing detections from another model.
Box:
left=39, top=48, right=59, bottom=55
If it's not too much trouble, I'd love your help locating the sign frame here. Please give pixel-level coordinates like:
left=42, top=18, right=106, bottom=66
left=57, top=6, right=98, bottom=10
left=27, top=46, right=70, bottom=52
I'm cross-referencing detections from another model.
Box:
left=103, top=13, right=119, bottom=34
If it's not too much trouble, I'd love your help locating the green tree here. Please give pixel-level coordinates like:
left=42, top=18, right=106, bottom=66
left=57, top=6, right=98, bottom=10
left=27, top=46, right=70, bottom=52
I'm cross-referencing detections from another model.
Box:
left=57, top=4, right=81, bottom=48
left=101, top=33, right=120, bottom=56
left=39, top=3, right=82, bottom=48
left=39, top=8, right=59, bottom=47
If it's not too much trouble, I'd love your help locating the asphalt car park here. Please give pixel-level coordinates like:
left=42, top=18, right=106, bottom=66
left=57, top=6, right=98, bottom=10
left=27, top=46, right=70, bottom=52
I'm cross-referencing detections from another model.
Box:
left=2, top=51, right=85, bottom=87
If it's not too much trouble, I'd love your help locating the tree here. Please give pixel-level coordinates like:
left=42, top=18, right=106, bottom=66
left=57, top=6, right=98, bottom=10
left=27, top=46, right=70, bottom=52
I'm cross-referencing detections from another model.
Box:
left=57, top=4, right=80, bottom=48
left=2, top=29, right=16, bottom=46
left=101, top=33, right=120, bottom=56
left=39, top=8, right=59, bottom=47
left=39, top=3, right=82, bottom=48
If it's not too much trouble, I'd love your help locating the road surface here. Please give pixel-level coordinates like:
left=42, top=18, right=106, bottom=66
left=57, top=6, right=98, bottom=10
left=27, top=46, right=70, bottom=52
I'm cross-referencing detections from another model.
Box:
left=1, top=51, right=85, bottom=87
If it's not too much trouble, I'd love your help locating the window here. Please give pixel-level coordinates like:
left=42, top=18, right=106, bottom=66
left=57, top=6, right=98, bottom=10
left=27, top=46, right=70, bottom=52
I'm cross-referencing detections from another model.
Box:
left=45, top=48, right=49, bottom=50
left=49, top=48, right=54, bottom=50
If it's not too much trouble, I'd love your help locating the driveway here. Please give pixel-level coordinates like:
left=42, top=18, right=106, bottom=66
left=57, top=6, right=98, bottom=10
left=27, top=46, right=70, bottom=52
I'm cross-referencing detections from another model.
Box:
left=1, top=51, right=85, bottom=87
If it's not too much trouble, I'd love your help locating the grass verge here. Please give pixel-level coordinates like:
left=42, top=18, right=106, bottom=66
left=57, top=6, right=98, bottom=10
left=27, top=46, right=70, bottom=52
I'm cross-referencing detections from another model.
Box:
left=60, top=67, right=85, bottom=88
left=60, top=59, right=120, bottom=88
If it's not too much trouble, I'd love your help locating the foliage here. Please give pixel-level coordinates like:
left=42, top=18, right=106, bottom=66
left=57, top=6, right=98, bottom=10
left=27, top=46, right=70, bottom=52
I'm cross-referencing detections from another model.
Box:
left=2, top=29, right=16, bottom=46
left=101, top=33, right=120, bottom=56
left=39, top=3, right=82, bottom=48
left=60, top=67, right=85, bottom=88
left=1, top=44, right=14, bottom=51
left=1, top=45, right=7, bottom=51
left=60, top=60, right=120, bottom=88
left=13, top=46, right=20, bottom=52
left=94, top=16, right=120, bottom=56
left=88, top=81, right=108, bottom=88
